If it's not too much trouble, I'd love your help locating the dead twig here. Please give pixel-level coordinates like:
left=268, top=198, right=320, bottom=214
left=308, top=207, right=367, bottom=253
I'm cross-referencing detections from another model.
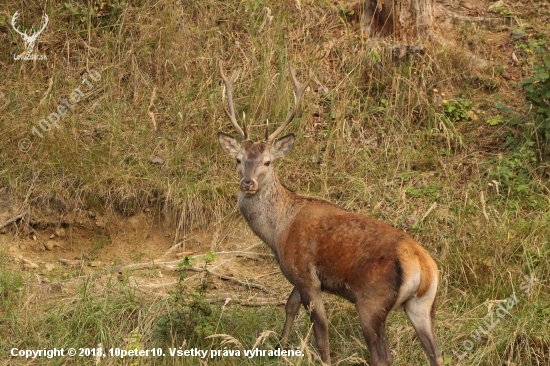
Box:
left=480, top=191, right=489, bottom=221
left=18, top=171, right=47, bottom=250
left=27, top=223, right=48, bottom=251
left=0, top=210, right=27, bottom=230
left=420, top=202, right=437, bottom=223
left=23, top=292, right=37, bottom=309
left=243, top=242, right=264, bottom=250
left=39, top=77, right=54, bottom=105
left=162, top=235, right=196, bottom=258
left=11, top=255, right=39, bottom=269
left=148, top=87, right=157, bottom=131
left=254, top=271, right=281, bottom=280
left=0, top=203, right=47, bottom=251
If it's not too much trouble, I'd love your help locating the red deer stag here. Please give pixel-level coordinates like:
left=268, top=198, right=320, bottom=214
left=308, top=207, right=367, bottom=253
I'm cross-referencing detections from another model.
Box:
left=217, top=63, right=444, bottom=366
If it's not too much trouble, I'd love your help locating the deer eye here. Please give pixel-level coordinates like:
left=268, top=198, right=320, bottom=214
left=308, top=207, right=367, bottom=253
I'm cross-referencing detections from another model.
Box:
left=236, top=159, right=241, bottom=164
left=264, top=161, right=271, bottom=166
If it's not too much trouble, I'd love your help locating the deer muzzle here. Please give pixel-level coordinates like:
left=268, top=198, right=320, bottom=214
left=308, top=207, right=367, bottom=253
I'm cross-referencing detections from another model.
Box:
left=240, top=179, right=257, bottom=194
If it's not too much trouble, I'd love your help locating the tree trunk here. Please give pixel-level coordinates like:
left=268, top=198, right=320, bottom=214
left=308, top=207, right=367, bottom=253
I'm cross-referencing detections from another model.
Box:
left=364, top=0, right=434, bottom=38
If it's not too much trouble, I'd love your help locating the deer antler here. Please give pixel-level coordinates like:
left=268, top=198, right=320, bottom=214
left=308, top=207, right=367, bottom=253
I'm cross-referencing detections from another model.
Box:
left=35, top=13, right=49, bottom=37
left=267, top=66, right=307, bottom=143
left=11, top=12, right=49, bottom=54
left=11, top=12, right=27, bottom=38
left=219, top=62, right=247, bottom=140
left=11, top=12, right=49, bottom=39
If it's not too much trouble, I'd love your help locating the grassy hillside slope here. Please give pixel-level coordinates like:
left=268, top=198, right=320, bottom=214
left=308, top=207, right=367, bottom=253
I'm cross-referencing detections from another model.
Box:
left=0, top=0, right=549, bottom=365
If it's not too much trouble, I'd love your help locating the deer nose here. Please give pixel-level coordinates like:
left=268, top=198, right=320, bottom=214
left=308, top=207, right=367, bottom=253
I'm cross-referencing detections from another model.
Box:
left=240, top=179, right=255, bottom=191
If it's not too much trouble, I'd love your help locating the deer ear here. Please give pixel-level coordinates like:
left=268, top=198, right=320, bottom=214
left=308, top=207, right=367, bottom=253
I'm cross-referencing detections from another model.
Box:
left=217, top=132, right=241, bottom=158
left=271, top=133, right=295, bottom=160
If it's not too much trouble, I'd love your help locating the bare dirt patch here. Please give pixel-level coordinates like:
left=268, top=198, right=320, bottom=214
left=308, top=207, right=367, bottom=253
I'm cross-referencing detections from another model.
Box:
left=1, top=204, right=291, bottom=307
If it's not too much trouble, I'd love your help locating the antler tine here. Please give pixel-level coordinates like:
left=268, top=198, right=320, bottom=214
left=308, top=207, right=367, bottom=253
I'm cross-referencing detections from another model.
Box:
left=37, top=13, right=49, bottom=34
left=267, top=66, right=307, bottom=142
left=219, top=62, right=246, bottom=140
left=11, top=12, right=27, bottom=37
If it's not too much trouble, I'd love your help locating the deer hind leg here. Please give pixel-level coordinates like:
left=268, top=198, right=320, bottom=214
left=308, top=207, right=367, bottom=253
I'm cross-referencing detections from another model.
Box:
left=280, top=287, right=301, bottom=349
left=404, top=293, right=444, bottom=366
left=355, top=301, right=393, bottom=366
left=298, top=285, right=330, bottom=365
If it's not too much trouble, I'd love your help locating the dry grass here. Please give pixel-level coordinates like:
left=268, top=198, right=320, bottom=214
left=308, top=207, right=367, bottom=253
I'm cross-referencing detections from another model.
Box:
left=1, top=0, right=549, bottom=365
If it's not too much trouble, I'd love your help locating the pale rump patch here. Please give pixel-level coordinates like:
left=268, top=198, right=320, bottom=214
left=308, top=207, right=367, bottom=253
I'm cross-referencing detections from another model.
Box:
left=396, top=239, right=438, bottom=300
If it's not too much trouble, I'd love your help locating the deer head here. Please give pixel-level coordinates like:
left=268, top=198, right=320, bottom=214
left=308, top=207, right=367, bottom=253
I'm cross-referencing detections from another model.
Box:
left=217, top=63, right=307, bottom=195
left=11, top=11, right=49, bottom=54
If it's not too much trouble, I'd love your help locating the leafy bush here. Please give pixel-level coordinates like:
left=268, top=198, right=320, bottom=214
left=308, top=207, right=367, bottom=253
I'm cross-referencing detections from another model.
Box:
left=153, top=253, right=216, bottom=341
left=519, top=54, right=550, bottom=142
left=441, top=98, right=473, bottom=123
left=488, top=142, right=538, bottom=198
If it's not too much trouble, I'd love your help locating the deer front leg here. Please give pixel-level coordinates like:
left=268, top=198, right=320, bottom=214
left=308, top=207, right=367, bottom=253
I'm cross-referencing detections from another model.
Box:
left=280, top=287, right=301, bottom=349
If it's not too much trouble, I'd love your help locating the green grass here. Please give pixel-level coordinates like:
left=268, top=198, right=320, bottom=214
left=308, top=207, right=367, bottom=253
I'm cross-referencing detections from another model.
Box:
left=1, top=0, right=550, bottom=365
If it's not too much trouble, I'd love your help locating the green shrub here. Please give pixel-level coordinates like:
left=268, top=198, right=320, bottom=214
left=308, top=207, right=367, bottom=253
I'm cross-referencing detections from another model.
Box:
left=519, top=54, right=550, bottom=142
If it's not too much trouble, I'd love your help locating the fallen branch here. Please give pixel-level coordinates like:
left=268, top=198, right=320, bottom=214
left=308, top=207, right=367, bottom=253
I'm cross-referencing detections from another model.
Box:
left=22, top=249, right=268, bottom=294
left=204, top=296, right=285, bottom=306
left=194, top=250, right=274, bottom=260
left=438, top=5, right=515, bottom=28
left=128, top=283, right=283, bottom=305
left=184, top=266, right=270, bottom=293
left=117, top=258, right=269, bottom=293
left=1, top=173, right=40, bottom=232
left=133, top=281, right=178, bottom=289
left=0, top=210, right=27, bottom=230
left=58, top=258, right=84, bottom=267
left=162, top=235, right=196, bottom=258
left=119, top=244, right=272, bottom=273
left=208, top=258, right=234, bottom=272
left=118, top=261, right=180, bottom=272
left=181, top=258, right=235, bottom=284
left=11, top=255, right=39, bottom=269
left=200, top=293, right=283, bottom=305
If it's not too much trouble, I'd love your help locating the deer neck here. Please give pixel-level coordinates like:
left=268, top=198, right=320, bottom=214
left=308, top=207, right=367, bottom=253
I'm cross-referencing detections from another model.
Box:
left=237, top=170, right=296, bottom=256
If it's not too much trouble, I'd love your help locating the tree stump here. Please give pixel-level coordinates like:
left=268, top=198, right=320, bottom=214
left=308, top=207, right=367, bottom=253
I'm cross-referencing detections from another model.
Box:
left=364, top=0, right=434, bottom=38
